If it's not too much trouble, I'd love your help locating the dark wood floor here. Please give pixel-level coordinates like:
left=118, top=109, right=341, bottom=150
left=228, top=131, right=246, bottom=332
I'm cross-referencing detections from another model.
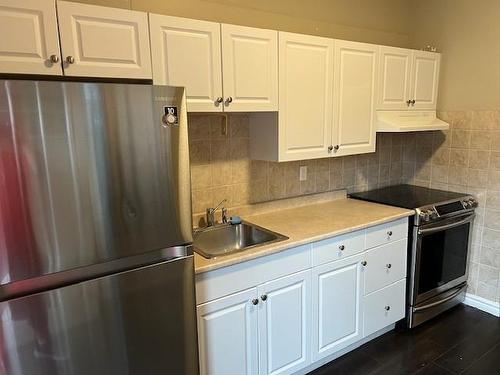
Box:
left=310, top=305, right=500, bottom=375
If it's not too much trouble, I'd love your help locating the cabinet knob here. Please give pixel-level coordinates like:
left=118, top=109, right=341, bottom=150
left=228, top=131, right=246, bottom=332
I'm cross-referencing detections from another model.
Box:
left=49, top=54, right=60, bottom=63
left=410, top=99, right=416, bottom=106
left=386, top=263, right=392, bottom=269
left=225, top=97, right=233, bottom=105
left=66, top=56, right=75, bottom=64
left=261, top=295, right=268, bottom=302
left=406, top=100, right=411, bottom=106
left=215, top=97, right=223, bottom=104
left=387, top=231, right=393, bottom=237
left=385, top=305, right=391, bottom=311
left=339, top=245, right=345, bottom=251
left=252, top=298, right=259, bottom=305
left=361, top=261, right=367, bottom=267
left=328, top=145, right=334, bottom=152
left=334, top=145, right=340, bottom=151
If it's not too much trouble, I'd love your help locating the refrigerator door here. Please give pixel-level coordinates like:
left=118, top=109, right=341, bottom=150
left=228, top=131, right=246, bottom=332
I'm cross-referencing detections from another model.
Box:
left=0, top=256, right=198, bottom=375
left=0, top=80, right=192, bottom=286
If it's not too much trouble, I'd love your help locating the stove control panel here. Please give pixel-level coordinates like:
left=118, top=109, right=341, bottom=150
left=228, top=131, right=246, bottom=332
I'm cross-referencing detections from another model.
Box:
left=461, top=198, right=478, bottom=209
left=418, top=208, right=438, bottom=223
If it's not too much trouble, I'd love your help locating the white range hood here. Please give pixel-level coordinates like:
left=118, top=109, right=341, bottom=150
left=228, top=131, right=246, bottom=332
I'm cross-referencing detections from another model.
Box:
left=376, top=111, right=449, bottom=132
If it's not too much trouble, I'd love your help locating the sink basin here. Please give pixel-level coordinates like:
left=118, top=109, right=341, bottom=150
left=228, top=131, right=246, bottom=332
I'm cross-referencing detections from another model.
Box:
left=193, top=221, right=288, bottom=259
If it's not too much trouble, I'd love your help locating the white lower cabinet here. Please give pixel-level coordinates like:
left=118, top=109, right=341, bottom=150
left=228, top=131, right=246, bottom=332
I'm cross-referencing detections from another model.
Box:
left=363, top=279, right=406, bottom=337
left=197, top=288, right=259, bottom=375
left=196, top=219, right=409, bottom=375
left=258, top=270, right=312, bottom=375
left=312, top=254, right=365, bottom=361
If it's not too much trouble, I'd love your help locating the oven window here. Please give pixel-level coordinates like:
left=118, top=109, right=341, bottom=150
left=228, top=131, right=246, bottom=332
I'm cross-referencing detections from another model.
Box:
left=418, top=223, right=470, bottom=296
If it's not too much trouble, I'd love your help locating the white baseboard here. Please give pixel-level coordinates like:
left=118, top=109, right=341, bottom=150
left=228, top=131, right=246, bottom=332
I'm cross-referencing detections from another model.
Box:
left=463, top=293, right=500, bottom=317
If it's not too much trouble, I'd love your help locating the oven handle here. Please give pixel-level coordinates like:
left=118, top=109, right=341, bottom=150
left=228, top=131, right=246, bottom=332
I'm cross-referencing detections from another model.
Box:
left=413, top=284, right=467, bottom=312
left=417, top=214, right=475, bottom=235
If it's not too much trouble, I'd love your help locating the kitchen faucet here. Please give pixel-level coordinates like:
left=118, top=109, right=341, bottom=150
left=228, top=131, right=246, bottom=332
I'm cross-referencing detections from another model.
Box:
left=206, top=199, right=228, bottom=227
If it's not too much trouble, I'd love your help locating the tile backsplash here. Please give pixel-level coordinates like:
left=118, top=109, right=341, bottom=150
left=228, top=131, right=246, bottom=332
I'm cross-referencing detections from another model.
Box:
left=188, top=111, right=500, bottom=306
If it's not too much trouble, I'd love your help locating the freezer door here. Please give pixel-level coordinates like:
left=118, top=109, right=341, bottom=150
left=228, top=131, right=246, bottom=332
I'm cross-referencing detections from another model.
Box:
left=0, top=80, right=192, bottom=285
left=0, top=256, right=198, bottom=375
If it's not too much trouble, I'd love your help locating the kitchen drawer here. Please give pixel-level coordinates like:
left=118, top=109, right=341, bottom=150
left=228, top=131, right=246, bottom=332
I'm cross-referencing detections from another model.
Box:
left=365, top=218, right=408, bottom=249
left=312, top=230, right=365, bottom=266
left=363, top=279, right=406, bottom=337
left=364, top=238, right=407, bottom=295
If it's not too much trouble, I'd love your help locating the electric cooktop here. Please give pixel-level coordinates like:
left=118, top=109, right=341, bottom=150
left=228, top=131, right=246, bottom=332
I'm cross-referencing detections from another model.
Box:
left=348, top=184, right=467, bottom=209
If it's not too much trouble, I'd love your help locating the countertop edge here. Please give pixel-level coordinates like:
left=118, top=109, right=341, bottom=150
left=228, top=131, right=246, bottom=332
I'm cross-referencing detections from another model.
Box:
left=194, top=209, right=414, bottom=275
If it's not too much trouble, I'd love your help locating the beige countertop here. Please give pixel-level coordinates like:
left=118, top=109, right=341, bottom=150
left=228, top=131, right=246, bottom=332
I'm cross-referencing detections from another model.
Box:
left=194, top=198, right=414, bottom=274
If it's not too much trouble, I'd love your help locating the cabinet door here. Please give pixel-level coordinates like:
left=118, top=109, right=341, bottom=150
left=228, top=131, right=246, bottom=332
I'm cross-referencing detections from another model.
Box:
left=378, top=46, right=412, bottom=110
left=197, top=288, right=259, bottom=375
left=221, top=24, right=278, bottom=112
left=278, top=32, right=334, bottom=161
left=312, top=254, right=365, bottom=361
left=0, top=0, right=62, bottom=75
left=149, top=14, right=223, bottom=112
left=57, top=1, right=152, bottom=79
left=410, top=51, right=440, bottom=110
left=333, top=40, right=378, bottom=156
left=258, top=270, right=312, bottom=375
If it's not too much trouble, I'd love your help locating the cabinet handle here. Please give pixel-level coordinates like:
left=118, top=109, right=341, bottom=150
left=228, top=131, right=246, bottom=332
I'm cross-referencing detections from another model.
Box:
left=225, top=97, right=233, bottom=105
left=261, top=295, right=268, bottom=302
left=387, top=231, right=393, bottom=237
left=385, top=305, right=391, bottom=311
left=386, top=263, right=392, bottom=269
left=66, top=56, right=75, bottom=64
left=252, top=298, right=259, bottom=305
left=215, top=97, right=223, bottom=104
left=339, top=245, right=345, bottom=251
left=361, top=261, right=367, bottom=267
left=49, top=54, right=60, bottom=63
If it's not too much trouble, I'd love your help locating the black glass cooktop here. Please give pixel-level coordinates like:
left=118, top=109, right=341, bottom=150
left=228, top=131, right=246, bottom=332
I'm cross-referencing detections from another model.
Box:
left=349, top=184, right=467, bottom=209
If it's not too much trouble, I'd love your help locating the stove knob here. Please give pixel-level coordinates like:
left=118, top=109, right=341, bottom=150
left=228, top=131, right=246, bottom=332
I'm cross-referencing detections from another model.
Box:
left=429, top=210, right=438, bottom=219
left=419, top=210, right=430, bottom=222
left=469, top=199, right=478, bottom=208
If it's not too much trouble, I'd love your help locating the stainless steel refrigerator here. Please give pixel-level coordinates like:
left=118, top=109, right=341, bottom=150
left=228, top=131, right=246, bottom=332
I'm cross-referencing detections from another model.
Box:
left=0, top=80, right=198, bottom=374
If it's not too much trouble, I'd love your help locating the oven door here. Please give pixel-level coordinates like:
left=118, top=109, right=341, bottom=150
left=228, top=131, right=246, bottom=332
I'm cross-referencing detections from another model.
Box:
left=411, top=212, right=475, bottom=305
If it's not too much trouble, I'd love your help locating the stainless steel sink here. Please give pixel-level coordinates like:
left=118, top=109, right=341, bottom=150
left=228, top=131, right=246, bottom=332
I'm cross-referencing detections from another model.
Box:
left=193, top=221, right=288, bottom=259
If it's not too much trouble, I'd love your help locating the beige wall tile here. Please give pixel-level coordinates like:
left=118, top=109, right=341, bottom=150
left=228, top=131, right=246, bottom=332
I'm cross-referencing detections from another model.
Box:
left=191, top=165, right=212, bottom=189
left=469, top=169, right=489, bottom=188
left=470, top=131, right=492, bottom=150
left=449, top=148, right=469, bottom=167
left=451, top=129, right=471, bottom=148
left=189, top=139, right=211, bottom=165
left=432, top=147, right=450, bottom=165
left=490, top=152, right=500, bottom=170
left=468, top=150, right=490, bottom=170
left=431, top=165, right=449, bottom=184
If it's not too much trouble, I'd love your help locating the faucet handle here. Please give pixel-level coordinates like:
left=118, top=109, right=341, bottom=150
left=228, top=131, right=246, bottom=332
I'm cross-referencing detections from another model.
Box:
left=212, top=199, right=227, bottom=212
left=222, top=207, right=228, bottom=224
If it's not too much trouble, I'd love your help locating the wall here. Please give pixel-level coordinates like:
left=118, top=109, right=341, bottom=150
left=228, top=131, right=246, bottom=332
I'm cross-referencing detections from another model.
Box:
left=411, top=1, right=500, bottom=308
left=71, top=0, right=412, bottom=47
left=411, top=0, right=500, bottom=111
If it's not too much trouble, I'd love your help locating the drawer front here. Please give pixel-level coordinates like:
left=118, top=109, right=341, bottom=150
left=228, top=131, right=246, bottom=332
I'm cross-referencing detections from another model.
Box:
left=365, top=218, right=408, bottom=250
left=363, top=279, right=406, bottom=337
left=364, top=239, right=407, bottom=295
left=312, top=230, right=365, bottom=266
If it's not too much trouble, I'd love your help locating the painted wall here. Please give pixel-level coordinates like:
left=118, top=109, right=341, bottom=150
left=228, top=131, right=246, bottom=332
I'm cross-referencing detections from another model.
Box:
left=70, top=0, right=412, bottom=47
left=411, top=0, right=500, bottom=111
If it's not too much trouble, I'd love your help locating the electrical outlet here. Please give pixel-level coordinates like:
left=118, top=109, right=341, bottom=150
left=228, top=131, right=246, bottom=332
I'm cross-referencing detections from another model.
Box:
left=299, top=166, right=307, bottom=181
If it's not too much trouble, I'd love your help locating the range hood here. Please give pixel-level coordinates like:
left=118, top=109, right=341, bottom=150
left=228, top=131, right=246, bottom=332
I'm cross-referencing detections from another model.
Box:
left=377, top=111, right=449, bottom=132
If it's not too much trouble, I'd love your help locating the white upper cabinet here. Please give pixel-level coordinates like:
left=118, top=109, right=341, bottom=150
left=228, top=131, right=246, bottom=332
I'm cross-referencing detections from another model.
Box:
left=278, top=32, right=334, bottom=161
left=149, top=15, right=223, bottom=112
left=378, top=46, right=412, bottom=110
left=258, top=270, right=311, bottom=375
left=57, top=1, right=152, bottom=79
left=221, top=24, right=278, bottom=112
left=0, top=0, right=62, bottom=75
left=197, top=288, right=259, bottom=375
left=332, top=40, right=379, bottom=156
left=410, top=50, right=440, bottom=109
left=377, top=48, right=440, bottom=111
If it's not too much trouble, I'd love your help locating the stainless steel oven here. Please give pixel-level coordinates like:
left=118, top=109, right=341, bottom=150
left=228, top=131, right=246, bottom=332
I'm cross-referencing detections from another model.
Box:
left=408, top=200, right=477, bottom=328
